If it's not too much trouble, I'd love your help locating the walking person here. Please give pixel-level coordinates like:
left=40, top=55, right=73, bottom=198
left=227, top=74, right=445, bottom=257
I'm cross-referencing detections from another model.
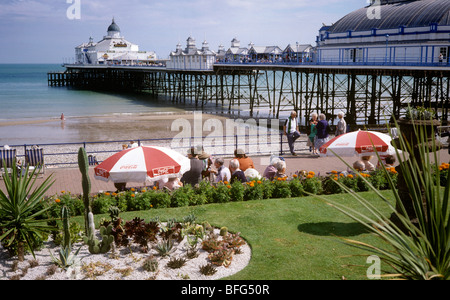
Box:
left=335, top=112, right=347, bottom=136
left=308, top=113, right=318, bottom=155
left=314, top=113, right=330, bottom=152
left=283, top=111, right=301, bottom=156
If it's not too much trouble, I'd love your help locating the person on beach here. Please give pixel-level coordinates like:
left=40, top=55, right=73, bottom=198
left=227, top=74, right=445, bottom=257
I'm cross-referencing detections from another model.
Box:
left=308, top=113, right=318, bottom=155
left=314, top=114, right=330, bottom=151
left=229, top=159, right=247, bottom=184
left=283, top=111, right=301, bottom=156
left=210, top=157, right=231, bottom=183
left=361, top=155, right=375, bottom=172
left=234, top=149, right=255, bottom=172
left=181, top=147, right=203, bottom=187
left=335, top=112, right=347, bottom=136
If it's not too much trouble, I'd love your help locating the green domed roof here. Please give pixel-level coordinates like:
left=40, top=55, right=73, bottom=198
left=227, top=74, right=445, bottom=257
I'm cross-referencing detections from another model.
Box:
left=107, top=18, right=120, bottom=32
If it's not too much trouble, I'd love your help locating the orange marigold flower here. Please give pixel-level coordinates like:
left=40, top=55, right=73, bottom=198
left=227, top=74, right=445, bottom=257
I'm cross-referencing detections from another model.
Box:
left=112, top=192, right=117, bottom=196
left=333, top=176, right=338, bottom=181
left=224, top=181, right=229, bottom=185
left=55, top=199, right=61, bottom=203
left=131, top=194, right=135, bottom=198
left=339, top=173, right=345, bottom=177
left=227, top=185, right=231, bottom=188
left=308, top=171, right=315, bottom=175
left=105, top=192, right=110, bottom=196
left=249, top=183, right=255, bottom=187
left=61, top=190, right=65, bottom=194
left=257, top=180, right=262, bottom=184
left=306, top=175, right=314, bottom=179
left=277, top=177, right=282, bottom=181
left=331, top=170, right=338, bottom=174
left=131, top=188, right=135, bottom=192
left=150, top=204, right=153, bottom=208
left=347, top=174, right=354, bottom=178
left=153, top=186, right=157, bottom=190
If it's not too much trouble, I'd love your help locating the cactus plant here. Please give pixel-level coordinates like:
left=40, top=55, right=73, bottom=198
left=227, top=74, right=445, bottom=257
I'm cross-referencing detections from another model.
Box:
left=219, top=227, right=228, bottom=237
left=83, top=212, right=114, bottom=254
left=78, top=147, right=92, bottom=235
left=50, top=206, right=81, bottom=270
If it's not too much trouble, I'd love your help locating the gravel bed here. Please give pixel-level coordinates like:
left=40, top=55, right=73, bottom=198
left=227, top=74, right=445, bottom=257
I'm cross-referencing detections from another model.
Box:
left=0, top=227, right=251, bottom=281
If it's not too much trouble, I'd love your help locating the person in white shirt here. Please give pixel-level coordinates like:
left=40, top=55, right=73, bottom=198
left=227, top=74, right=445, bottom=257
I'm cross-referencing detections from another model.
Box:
left=283, top=111, right=301, bottom=156
left=210, top=157, right=231, bottom=183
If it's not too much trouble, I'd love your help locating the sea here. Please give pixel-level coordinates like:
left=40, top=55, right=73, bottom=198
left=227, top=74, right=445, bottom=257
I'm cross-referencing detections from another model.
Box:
left=0, top=64, right=222, bottom=145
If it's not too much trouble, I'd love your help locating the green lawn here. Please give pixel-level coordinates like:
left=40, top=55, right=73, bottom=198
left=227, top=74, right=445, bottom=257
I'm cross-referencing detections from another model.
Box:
left=76, top=190, right=396, bottom=280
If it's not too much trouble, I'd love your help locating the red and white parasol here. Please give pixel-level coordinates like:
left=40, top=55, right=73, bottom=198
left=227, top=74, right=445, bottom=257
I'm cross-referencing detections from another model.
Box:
left=319, top=130, right=396, bottom=157
left=94, top=146, right=191, bottom=183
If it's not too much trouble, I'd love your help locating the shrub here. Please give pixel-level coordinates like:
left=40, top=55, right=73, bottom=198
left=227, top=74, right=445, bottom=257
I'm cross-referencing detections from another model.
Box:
left=288, top=178, right=304, bottom=197
left=243, top=180, right=264, bottom=201
left=212, top=183, right=231, bottom=203
left=151, top=192, right=171, bottom=209
left=196, top=181, right=215, bottom=204
left=302, top=176, right=322, bottom=195
left=272, top=177, right=291, bottom=199
left=230, top=181, right=245, bottom=202
left=322, top=175, right=343, bottom=195
left=171, top=185, right=195, bottom=207
left=92, top=193, right=115, bottom=214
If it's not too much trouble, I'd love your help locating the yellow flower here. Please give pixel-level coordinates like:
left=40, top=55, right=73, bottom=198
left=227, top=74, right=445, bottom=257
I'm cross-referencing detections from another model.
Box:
left=308, top=171, right=315, bottom=175
left=293, top=174, right=298, bottom=178
left=227, top=185, right=231, bottom=189
left=249, top=183, right=255, bottom=187
left=257, top=180, right=262, bottom=184
left=150, top=204, right=153, bottom=208
left=141, top=188, right=146, bottom=192
left=333, top=176, right=338, bottom=181
left=112, top=192, right=117, bottom=196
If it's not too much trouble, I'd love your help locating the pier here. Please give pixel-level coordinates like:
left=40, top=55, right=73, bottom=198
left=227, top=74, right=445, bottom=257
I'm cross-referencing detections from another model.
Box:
left=48, top=63, right=450, bottom=126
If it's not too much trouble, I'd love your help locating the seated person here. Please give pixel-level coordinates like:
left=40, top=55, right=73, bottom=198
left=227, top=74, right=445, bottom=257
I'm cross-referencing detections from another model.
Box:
left=275, top=160, right=288, bottom=179
left=377, top=154, right=396, bottom=169
left=234, top=149, right=255, bottom=172
left=181, top=147, right=204, bottom=187
left=229, top=159, right=248, bottom=183
left=263, top=156, right=280, bottom=181
left=163, top=176, right=183, bottom=191
left=210, top=157, right=231, bottom=183
left=244, top=168, right=261, bottom=180
left=361, top=156, right=375, bottom=172
left=114, top=182, right=127, bottom=191
left=352, top=160, right=366, bottom=172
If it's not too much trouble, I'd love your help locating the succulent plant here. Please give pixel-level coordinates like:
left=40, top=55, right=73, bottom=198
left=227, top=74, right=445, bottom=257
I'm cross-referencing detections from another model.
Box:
left=199, top=263, right=217, bottom=276
left=167, top=257, right=187, bottom=269
left=142, top=256, right=159, bottom=272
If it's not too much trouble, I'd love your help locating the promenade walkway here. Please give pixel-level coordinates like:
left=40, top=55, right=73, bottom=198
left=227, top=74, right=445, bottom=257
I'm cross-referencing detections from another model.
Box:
left=1, top=150, right=449, bottom=197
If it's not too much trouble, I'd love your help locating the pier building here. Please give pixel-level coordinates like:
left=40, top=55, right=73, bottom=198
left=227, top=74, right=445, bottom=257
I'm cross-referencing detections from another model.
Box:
left=166, top=37, right=217, bottom=70
left=75, top=18, right=157, bottom=65
left=316, top=0, right=450, bottom=66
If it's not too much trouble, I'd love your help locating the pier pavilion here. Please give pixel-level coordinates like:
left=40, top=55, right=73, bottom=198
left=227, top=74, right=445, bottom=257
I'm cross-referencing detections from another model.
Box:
left=75, top=18, right=157, bottom=66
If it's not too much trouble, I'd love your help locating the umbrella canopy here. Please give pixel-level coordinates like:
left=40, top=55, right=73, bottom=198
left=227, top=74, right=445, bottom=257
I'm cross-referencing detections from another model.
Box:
left=94, top=146, right=191, bottom=183
left=319, top=130, right=395, bottom=157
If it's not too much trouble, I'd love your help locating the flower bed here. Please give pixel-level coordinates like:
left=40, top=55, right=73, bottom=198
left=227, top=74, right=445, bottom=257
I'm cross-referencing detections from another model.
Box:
left=46, top=167, right=405, bottom=217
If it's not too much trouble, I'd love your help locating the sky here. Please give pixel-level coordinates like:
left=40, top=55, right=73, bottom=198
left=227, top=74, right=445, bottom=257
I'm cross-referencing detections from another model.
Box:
left=0, top=0, right=367, bottom=64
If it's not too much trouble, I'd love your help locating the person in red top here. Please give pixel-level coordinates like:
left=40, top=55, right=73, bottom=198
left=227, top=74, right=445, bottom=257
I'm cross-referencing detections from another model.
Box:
left=234, top=149, right=254, bottom=172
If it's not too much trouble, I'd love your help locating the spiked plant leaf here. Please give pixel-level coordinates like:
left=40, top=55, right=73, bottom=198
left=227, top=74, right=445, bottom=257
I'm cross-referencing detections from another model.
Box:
left=316, top=115, right=450, bottom=280
left=0, top=162, right=55, bottom=261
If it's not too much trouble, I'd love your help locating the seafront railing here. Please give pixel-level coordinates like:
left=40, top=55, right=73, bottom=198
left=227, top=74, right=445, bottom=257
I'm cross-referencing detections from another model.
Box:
left=7, top=132, right=309, bottom=168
